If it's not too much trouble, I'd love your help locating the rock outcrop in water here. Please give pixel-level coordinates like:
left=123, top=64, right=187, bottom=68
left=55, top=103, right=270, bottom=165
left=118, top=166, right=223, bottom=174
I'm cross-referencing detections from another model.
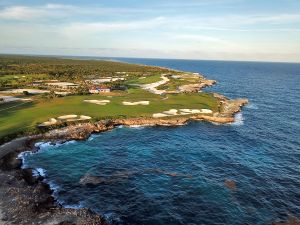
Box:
left=178, top=79, right=216, bottom=93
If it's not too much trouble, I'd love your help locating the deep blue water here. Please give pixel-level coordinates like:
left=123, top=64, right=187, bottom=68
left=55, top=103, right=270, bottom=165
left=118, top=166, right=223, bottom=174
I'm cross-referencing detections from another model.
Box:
left=22, top=59, right=300, bottom=225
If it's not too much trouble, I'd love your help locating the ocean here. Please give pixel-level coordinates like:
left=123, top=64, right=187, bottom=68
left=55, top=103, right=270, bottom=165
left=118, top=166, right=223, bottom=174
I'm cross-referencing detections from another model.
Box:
left=22, top=59, right=300, bottom=225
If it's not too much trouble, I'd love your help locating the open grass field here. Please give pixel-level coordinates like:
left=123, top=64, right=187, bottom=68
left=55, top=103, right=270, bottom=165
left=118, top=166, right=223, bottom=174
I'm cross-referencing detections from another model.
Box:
left=125, top=74, right=163, bottom=85
left=0, top=89, right=219, bottom=140
left=0, top=55, right=220, bottom=143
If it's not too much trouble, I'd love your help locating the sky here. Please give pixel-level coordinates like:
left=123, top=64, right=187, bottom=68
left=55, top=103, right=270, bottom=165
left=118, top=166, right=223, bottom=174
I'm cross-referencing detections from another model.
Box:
left=0, top=0, right=300, bottom=62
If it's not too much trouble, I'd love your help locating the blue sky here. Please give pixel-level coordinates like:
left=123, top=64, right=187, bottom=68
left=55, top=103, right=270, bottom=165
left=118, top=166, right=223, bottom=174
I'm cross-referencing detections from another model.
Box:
left=0, top=0, right=300, bottom=62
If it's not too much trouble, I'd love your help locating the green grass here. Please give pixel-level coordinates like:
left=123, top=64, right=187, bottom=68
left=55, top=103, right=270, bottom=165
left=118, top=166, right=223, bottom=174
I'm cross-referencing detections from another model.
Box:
left=126, top=74, right=162, bottom=85
left=0, top=54, right=220, bottom=143
left=157, top=76, right=202, bottom=91
left=0, top=90, right=219, bottom=140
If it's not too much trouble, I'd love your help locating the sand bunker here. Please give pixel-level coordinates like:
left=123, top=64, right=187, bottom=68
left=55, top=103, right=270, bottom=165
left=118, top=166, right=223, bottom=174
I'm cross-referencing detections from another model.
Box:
left=163, top=109, right=178, bottom=115
left=39, top=118, right=57, bottom=126
left=79, top=115, right=92, bottom=120
left=180, top=109, right=201, bottom=114
left=153, top=108, right=213, bottom=118
left=122, top=101, right=149, bottom=106
left=142, top=75, right=169, bottom=95
left=0, top=89, right=70, bottom=96
left=84, top=100, right=110, bottom=105
left=0, top=96, right=32, bottom=103
left=39, top=115, right=91, bottom=127
left=180, top=109, right=212, bottom=114
left=1, top=89, right=49, bottom=94
left=153, top=113, right=169, bottom=118
left=57, top=115, right=78, bottom=120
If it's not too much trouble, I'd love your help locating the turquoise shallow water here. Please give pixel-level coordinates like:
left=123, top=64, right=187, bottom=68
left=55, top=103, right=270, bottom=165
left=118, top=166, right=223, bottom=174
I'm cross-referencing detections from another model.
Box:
left=22, top=59, right=300, bottom=225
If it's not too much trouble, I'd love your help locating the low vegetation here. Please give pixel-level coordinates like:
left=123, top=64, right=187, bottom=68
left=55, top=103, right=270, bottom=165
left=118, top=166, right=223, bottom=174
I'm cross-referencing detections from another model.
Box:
left=0, top=55, right=220, bottom=143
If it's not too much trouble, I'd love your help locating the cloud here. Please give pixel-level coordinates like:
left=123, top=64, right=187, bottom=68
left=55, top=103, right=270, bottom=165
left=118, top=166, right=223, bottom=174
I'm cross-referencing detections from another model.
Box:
left=63, top=17, right=166, bottom=34
left=173, top=34, right=229, bottom=44
left=0, top=4, right=76, bottom=20
left=0, top=3, right=154, bottom=21
left=168, top=14, right=300, bottom=32
left=0, top=2, right=300, bottom=62
left=231, top=14, right=300, bottom=25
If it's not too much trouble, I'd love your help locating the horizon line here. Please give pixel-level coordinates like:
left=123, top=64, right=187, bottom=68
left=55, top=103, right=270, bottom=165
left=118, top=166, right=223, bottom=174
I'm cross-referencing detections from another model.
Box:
left=1, top=52, right=300, bottom=64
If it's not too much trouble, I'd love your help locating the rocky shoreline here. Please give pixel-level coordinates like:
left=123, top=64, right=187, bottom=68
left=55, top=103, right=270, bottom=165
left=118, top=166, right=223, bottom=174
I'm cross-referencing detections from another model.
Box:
left=0, top=96, right=248, bottom=225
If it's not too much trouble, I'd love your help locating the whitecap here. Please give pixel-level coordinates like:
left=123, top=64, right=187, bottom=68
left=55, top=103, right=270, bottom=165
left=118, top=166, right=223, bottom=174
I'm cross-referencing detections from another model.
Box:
left=88, top=135, right=96, bottom=141
left=211, top=122, right=222, bottom=126
left=231, top=112, right=244, bottom=126
left=35, top=141, right=52, bottom=149
left=18, top=151, right=34, bottom=168
left=129, top=125, right=146, bottom=129
left=33, top=167, right=46, bottom=177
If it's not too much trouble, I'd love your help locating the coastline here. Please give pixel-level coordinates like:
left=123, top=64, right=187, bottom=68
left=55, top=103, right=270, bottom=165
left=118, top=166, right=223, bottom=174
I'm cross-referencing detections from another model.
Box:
left=0, top=95, right=247, bottom=224
left=0, top=54, right=248, bottom=225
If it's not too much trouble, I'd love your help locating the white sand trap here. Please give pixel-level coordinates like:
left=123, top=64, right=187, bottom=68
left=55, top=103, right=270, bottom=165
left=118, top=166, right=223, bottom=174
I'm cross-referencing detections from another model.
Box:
left=153, top=113, right=169, bottom=118
left=0, top=96, right=21, bottom=103
left=153, top=108, right=213, bottom=118
left=179, top=112, right=190, bottom=115
left=201, top=109, right=213, bottom=114
left=21, top=98, right=33, bottom=101
left=163, top=109, right=178, bottom=115
left=39, top=118, right=57, bottom=126
left=57, top=115, right=78, bottom=120
left=79, top=115, right=92, bottom=120
left=84, top=100, right=110, bottom=105
left=180, top=109, right=201, bottom=114
left=179, top=109, right=213, bottom=114
left=66, top=115, right=92, bottom=121
left=0, top=96, right=33, bottom=103
left=122, top=101, right=150, bottom=106
left=1, top=89, right=49, bottom=94
left=142, top=75, right=170, bottom=95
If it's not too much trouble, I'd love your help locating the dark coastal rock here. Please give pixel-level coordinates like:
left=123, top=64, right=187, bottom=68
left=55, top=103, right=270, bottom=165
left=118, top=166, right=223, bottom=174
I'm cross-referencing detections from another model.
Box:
left=21, top=168, right=42, bottom=185
left=57, top=221, right=76, bottom=225
left=0, top=152, right=22, bottom=170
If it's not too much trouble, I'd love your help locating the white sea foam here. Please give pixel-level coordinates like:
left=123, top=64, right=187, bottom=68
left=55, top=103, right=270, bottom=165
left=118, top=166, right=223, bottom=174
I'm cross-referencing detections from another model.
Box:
left=64, top=201, right=85, bottom=209
left=231, top=112, right=244, bottom=126
left=35, top=141, right=52, bottom=149
left=33, top=168, right=46, bottom=177
left=104, top=212, right=122, bottom=224
left=47, top=180, right=60, bottom=198
left=129, top=125, right=146, bottom=129
left=211, top=122, right=222, bottom=126
left=18, top=151, right=34, bottom=168
left=88, top=134, right=96, bottom=141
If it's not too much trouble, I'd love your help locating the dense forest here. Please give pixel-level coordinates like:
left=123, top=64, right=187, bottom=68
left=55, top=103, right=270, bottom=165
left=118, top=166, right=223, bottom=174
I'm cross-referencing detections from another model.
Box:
left=0, top=55, right=172, bottom=78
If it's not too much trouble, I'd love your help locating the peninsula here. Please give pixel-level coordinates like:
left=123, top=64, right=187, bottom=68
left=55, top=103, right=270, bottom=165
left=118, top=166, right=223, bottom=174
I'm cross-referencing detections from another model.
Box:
left=0, top=55, right=248, bottom=225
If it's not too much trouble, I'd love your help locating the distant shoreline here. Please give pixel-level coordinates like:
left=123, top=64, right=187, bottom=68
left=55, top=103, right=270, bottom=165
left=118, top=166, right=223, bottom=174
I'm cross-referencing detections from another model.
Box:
left=1, top=53, right=299, bottom=64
